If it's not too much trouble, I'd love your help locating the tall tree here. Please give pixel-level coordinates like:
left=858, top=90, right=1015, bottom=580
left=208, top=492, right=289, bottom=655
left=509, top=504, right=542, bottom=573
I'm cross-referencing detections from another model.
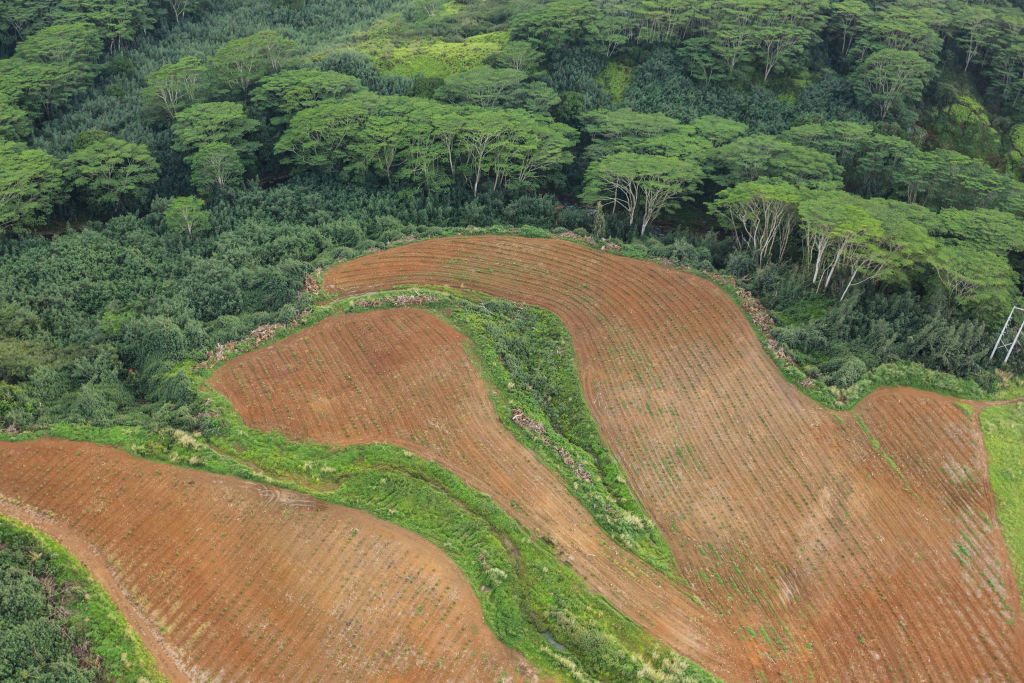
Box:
left=163, top=196, right=209, bottom=237
left=142, top=57, right=206, bottom=121
left=0, top=94, right=31, bottom=140
left=437, top=67, right=558, bottom=112
left=171, top=101, right=260, bottom=162
left=930, top=241, right=1018, bottom=312
left=582, top=152, right=703, bottom=235
left=57, top=0, right=156, bottom=51
left=852, top=48, right=932, bottom=121
left=829, top=0, right=871, bottom=57
left=64, top=135, right=159, bottom=212
left=189, top=142, right=244, bottom=190
left=952, top=4, right=998, bottom=71
left=710, top=134, right=842, bottom=188
left=0, top=0, right=55, bottom=41
left=249, top=69, right=362, bottom=126
left=708, top=179, right=802, bottom=266
left=752, top=0, right=828, bottom=81
left=0, top=140, right=66, bottom=234
left=211, top=30, right=298, bottom=95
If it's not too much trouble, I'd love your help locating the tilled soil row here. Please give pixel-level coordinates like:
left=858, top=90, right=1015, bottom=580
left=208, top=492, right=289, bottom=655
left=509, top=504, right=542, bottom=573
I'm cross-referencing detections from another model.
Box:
left=0, top=438, right=535, bottom=682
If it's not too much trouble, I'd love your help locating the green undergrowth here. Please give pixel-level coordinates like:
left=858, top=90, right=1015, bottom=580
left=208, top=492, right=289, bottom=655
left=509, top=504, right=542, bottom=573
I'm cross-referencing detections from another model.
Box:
left=343, top=288, right=678, bottom=575
left=0, top=515, right=166, bottom=683
left=3, top=417, right=716, bottom=683
left=980, top=402, right=1024, bottom=611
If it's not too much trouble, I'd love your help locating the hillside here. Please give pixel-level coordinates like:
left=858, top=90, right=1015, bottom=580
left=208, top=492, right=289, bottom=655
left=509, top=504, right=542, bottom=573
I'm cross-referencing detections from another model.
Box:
left=2, top=0, right=1024, bottom=680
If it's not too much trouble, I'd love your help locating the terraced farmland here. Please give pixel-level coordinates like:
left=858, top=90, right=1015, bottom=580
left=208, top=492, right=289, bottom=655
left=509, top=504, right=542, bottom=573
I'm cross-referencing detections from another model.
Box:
left=211, top=234, right=1024, bottom=679
left=0, top=439, right=535, bottom=682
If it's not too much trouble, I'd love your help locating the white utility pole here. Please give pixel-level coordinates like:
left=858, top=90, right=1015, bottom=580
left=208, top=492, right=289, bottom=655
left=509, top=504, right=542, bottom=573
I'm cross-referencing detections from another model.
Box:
left=990, top=306, right=1024, bottom=363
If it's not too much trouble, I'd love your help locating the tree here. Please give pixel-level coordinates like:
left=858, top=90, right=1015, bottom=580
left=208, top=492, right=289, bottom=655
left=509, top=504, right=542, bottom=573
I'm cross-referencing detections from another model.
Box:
left=829, top=0, right=871, bottom=57
left=985, top=12, right=1024, bottom=107
left=437, top=67, right=558, bottom=112
left=142, top=57, right=206, bottom=120
left=930, top=241, right=1018, bottom=314
left=0, top=0, right=54, bottom=41
left=249, top=69, right=362, bottom=125
left=852, top=5, right=944, bottom=63
left=163, top=196, right=209, bottom=237
left=799, top=191, right=926, bottom=300
left=274, top=92, right=382, bottom=170
left=491, top=109, right=577, bottom=191
left=0, top=94, right=31, bottom=140
left=703, top=0, right=758, bottom=77
left=853, top=48, right=932, bottom=121
left=752, top=0, right=828, bottom=81
left=0, top=140, right=66, bottom=234
left=582, top=108, right=708, bottom=164
left=171, top=101, right=260, bottom=162
left=582, top=152, right=703, bottom=235
left=952, top=4, right=998, bottom=71
left=936, top=208, right=1024, bottom=255
left=189, top=142, right=244, bottom=190
left=710, top=134, right=842, bottom=188
left=14, top=22, right=102, bottom=64
left=509, top=0, right=605, bottom=51
left=6, top=22, right=103, bottom=117
left=167, top=0, right=193, bottom=24
left=211, top=30, right=298, bottom=95
left=489, top=40, right=542, bottom=71
left=64, top=136, right=159, bottom=212
left=57, top=0, right=157, bottom=51
left=708, top=179, right=801, bottom=266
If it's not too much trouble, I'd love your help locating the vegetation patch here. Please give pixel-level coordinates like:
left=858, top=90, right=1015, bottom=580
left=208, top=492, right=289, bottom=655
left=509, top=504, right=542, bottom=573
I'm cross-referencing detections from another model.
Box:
left=0, top=515, right=165, bottom=682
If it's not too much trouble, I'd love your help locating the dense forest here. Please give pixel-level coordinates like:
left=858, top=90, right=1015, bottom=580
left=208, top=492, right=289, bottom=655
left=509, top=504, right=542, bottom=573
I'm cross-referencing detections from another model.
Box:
left=1, top=0, right=1024, bottom=434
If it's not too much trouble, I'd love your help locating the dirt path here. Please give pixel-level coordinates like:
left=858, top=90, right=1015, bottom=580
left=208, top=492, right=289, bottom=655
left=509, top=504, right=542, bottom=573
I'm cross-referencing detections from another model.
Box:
left=275, top=234, right=1024, bottom=681
left=0, top=439, right=535, bottom=682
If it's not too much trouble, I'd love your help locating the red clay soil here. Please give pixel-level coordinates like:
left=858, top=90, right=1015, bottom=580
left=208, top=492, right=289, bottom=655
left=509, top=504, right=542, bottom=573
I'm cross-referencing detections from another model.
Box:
left=232, top=233, right=1024, bottom=681
left=0, top=438, right=536, bottom=682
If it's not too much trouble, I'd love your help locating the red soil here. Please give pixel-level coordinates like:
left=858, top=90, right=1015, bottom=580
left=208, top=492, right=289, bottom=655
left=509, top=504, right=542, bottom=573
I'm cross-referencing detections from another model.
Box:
left=241, top=233, right=1024, bottom=681
left=0, top=438, right=536, bottom=682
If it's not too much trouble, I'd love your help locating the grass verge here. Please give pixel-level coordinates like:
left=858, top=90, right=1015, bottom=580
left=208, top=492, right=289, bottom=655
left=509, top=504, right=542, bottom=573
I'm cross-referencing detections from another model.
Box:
left=980, top=402, right=1024, bottom=611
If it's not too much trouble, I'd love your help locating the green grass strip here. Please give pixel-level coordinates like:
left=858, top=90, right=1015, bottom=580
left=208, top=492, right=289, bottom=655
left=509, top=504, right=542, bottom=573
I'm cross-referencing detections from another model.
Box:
left=980, top=402, right=1024, bottom=611
left=343, top=288, right=679, bottom=575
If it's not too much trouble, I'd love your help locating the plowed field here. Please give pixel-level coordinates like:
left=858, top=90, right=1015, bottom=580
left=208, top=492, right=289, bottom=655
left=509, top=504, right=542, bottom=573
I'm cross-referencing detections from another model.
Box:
left=220, top=233, right=1024, bottom=681
left=0, top=439, right=535, bottom=682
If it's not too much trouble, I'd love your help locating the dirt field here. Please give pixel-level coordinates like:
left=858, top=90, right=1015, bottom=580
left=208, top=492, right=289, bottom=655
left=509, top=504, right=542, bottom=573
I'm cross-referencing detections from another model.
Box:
left=0, top=438, right=535, bottom=682
left=227, top=233, right=1024, bottom=681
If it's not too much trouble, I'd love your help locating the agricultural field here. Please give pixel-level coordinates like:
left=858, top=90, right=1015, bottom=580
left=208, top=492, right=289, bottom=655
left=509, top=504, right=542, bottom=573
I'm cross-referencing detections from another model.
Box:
left=208, top=234, right=1024, bottom=680
left=0, top=439, right=534, bottom=682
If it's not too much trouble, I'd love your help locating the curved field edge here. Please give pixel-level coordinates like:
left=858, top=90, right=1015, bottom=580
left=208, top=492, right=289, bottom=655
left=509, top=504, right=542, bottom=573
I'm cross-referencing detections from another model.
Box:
left=0, top=513, right=169, bottom=682
left=343, top=288, right=677, bottom=574
left=321, top=229, right=1024, bottom=410
left=1, top=423, right=717, bottom=683
left=981, top=402, right=1024, bottom=611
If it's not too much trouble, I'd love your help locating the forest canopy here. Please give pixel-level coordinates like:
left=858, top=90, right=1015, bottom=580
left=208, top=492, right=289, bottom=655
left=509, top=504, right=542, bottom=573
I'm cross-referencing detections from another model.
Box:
left=1, top=0, right=1023, bottom=432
